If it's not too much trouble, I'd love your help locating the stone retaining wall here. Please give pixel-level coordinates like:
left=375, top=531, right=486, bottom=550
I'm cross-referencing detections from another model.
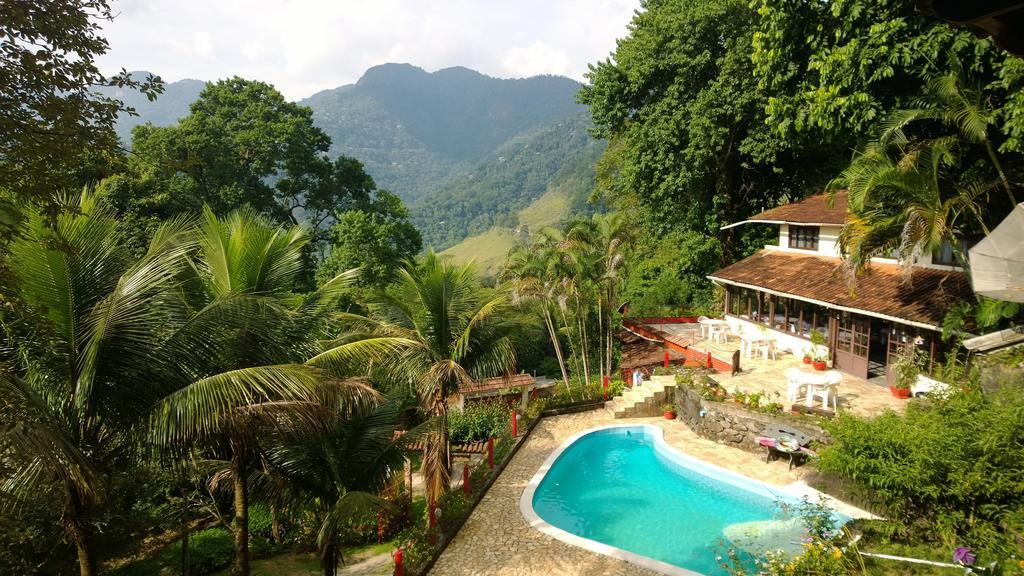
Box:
left=675, top=384, right=826, bottom=453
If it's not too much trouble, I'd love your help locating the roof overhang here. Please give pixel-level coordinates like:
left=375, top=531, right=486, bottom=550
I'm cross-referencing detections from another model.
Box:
left=962, top=325, right=1024, bottom=353
left=720, top=220, right=841, bottom=230
left=708, top=275, right=942, bottom=332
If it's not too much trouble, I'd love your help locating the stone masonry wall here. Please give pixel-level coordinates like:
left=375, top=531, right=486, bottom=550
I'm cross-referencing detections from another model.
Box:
left=675, top=384, right=825, bottom=453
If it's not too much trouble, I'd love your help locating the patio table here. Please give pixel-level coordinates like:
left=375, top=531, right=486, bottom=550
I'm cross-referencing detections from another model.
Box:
left=703, top=319, right=728, bottom=343
left=739, top=332, right=771, bottom=360
left=785, top=367, right=841, bottom=410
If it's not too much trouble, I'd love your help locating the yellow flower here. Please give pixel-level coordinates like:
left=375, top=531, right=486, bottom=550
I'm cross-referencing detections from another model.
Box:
left=1018, top=559, right=1024, bottom=569
left=786, top=564, right=796, bottom=574
left=832, top=549, right=843, bottom=559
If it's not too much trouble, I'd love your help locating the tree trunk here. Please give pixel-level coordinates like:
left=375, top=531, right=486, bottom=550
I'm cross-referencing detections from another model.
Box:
left=423, top=389, right=451, bottom=506
left=558, top=306, right=580, bottom=401
left=985, top=139, right=1018, bottom=206
left=321, top=535, right=338, bottom=576
left=270, top=504, right=282, bottom=544
left=230, top=439, right=250, bottom=576
left=66, top=490, right=96, bottom=576
left=597, top=295, right=605, bottom=383
left=181, top=487, right=191, bottom=576
left=543, top=307, right=570, bottom=387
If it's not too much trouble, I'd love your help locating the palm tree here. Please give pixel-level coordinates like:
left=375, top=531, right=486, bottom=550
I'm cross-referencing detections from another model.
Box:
left=151, top=207, right=377, bottom=576
left=879, top=68, right=1017, bottom=206
left=832, top=138, right=991, bottom=280
left=309, top=252, right=521, bottom=506
left=257, top=396, right=411, bottom=576
left=502, top=243, right=571, bottom=389
left=0, top=193, right=194, bottom=576
left=564, top=213, right=631, bottom=385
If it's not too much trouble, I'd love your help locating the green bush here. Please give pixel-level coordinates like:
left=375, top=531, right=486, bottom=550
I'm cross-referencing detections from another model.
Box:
left=172, top=528, right=234, bottom=575
left=819, top=388, right=1024, bottom=560
left=448, top=401, right=509, bottom=442
left=537, top=357, right=562, bottom=378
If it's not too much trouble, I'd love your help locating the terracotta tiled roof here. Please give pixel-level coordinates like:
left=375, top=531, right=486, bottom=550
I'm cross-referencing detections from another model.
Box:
left=708, top=250, right=973, bottom=329
left=461, top=374, right=535, bottom=396
left=742, top=191, right=848, bottom=226
left=617, top=329, right=685, bottom=369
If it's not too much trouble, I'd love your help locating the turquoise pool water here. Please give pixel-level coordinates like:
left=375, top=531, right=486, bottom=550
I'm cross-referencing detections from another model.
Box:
left=530, top=426, right=801, bottom=575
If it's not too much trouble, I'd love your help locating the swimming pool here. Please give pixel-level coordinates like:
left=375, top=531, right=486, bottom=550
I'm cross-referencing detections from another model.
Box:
left=519, top=425, right=837, bottom=576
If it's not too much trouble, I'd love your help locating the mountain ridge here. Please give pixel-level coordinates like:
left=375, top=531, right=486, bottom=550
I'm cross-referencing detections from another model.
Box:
left=101, top=63, right=598, bottom=253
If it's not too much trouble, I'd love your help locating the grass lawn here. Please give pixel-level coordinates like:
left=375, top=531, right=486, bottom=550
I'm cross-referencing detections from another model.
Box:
left=210, top=540, right=398, bottom=576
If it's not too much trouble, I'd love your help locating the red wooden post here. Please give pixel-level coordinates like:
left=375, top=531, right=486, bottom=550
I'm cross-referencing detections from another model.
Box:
left=394, top=548, right=404, bottom=576
left=706, top=350, right=712, bottom=369
left=462, top=463, right=470, bottom=494
left=511, top=410, right=518, bottom=437
left=663, top=350, right=669, bottom=368
left=487, top=438, right=494, bottom=468
left=602, top=375, right=609, bottom=401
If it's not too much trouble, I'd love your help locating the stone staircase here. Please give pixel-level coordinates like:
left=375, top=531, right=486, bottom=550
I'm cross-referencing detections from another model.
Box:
left=605, top=375, right=677, bottom=418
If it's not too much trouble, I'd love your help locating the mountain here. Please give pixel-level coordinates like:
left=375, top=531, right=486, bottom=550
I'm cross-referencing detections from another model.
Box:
left=104, top=64, right=600, bottom=254
left=94, top=72, right=205, bottom=143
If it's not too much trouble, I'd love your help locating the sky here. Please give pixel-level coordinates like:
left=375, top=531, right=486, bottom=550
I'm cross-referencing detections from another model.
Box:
left=96, top=0, right=640, bottom=101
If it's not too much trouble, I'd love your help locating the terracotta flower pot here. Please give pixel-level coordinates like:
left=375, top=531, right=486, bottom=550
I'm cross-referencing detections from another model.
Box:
left=889, top=386, right=912, bottom=399
left=812, top=360, right=827, bottom=371
left=802, top=356, right=812, bottom=364
left=663, top=411, right=676, bottom=420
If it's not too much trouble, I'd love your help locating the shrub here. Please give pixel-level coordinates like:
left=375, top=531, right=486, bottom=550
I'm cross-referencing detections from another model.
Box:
left=448, top=401, right=509, bottom=442
left=818, top=388, right=1024, bottom=560
left=537, top=357, right=562, bottom=378
left=160, top=527, right=234, bottom=575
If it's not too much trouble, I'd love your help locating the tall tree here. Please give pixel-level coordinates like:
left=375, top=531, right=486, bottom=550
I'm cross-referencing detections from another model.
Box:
left=579, top=0, right=833, bottom=314
left=98, top=79, right=385, bottom=255
left=260, top=397, right=410, bottom=576
left=309, top=253, right=522, bottom=506
left=0, top=194, right=349, bottom=576
left=315, top=190, right=423, bottom=290
left=0, top=0, right=161, bottom=211
left=151, top=208, right=376, bottom=576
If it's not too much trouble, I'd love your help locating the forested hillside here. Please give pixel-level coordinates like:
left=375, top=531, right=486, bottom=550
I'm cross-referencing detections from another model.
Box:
left=103, top=64, right=598, bottom=251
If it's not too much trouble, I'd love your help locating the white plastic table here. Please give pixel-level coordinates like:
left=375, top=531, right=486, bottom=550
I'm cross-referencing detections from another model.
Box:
left=703, top=319, right=728, bottom=343
left=740, top=332, right=771, bottom=359
left=785, top=367, right=841, bottom=409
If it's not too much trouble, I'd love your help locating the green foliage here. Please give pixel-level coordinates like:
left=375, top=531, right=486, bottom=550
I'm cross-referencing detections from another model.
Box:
left=819, top=389, right=1024, bottom=559
left=411, top=113, right=603, bottom=249
left=98, top=77, right=402, bottom=264
left=315, top=190, right=422, bottom=289
left=448, top=402, right=510, bottom=443
left=0, top=0, right=162, bottom=209
left=175, top=528, right=234, bottom=575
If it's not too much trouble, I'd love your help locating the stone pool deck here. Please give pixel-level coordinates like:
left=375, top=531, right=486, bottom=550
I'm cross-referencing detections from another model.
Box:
left=428, top=410, right=860, bottom=576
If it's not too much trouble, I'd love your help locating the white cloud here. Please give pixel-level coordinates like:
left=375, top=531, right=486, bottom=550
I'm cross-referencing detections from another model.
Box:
left=502, top=40, right=571, bottom=78
left=96, top=0, right=640, bottom=100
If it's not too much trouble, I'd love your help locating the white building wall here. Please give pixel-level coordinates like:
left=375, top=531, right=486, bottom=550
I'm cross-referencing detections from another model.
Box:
left=723, top=315, right=818, bottom=358
left=773, top=224, right=843, bottom=258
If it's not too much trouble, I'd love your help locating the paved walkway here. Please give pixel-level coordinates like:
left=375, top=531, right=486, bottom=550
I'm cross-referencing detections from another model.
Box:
left=428, top=410, right=840, bottom=576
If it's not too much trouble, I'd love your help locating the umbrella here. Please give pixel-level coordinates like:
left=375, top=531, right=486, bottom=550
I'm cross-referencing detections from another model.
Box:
left=969, top=203, right=1024, bottom=303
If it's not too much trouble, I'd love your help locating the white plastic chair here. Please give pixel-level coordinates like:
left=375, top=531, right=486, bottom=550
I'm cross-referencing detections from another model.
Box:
left=809, top=371, right=842, bottom=411
left=697, top=315, right=710, bottom=338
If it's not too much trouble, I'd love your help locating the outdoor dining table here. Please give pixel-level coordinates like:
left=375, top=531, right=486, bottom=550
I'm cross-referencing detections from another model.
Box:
left=784, top=366, right=842, bottom=410
left=701, top=318, right=728, bottom=343
left=739, top=332, right=771, bottom=359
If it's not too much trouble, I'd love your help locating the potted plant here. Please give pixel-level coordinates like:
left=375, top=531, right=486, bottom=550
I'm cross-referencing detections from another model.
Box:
left=802, top=349, right=812, bottom=364
left=890, top=344, right=922, bottom=399
left=661, top=403, right=676, bottom=420
left=810, top=330, right=828, bottom=371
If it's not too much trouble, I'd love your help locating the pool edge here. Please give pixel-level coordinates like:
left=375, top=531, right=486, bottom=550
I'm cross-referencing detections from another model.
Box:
left=518, top=423, right=853, bottom=576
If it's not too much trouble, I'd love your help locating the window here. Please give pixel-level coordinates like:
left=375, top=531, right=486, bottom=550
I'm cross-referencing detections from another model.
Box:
left=931, top=239, right=964, bottom=266
left=788, top=225, right=820, bottom=251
